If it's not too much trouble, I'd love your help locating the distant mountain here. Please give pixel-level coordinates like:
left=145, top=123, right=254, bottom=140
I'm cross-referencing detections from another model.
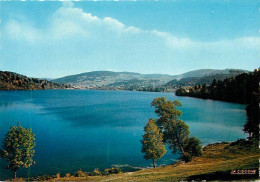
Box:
left=0, top=71, right=70, bottom=90
left=53, top=69, right=248, bottom=90
left=172, top=69, right=248, bottom=80
left=53, top=71, right=175, bottom=88
left=165, top=71, right=248, bottom=88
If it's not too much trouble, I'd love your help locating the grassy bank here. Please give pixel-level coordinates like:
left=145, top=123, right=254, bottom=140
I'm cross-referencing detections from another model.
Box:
left=37, top=139, right=258, bottom=181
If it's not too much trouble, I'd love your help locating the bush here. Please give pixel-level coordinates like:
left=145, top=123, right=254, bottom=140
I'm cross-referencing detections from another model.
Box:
left=74, top=169, right=87, bottom=177
left=182, top=136, right=202, bottom=162
left=104, top=167, right=122, bottom=175
left=56, top=173, right=60, bottom=179
left=33, top=175, right=53, bottom=181
left=89, top=168, right=102, bottom=176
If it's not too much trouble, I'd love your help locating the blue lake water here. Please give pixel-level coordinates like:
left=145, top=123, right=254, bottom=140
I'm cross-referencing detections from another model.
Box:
left=0, top=90, right=247, bottom=179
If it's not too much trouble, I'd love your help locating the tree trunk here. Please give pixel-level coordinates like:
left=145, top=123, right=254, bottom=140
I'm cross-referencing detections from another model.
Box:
left=153, top=159, right=156, bottom=168
left=14, top=169, right=17, bottom=179
left=176, top=132, right=187, bottom=160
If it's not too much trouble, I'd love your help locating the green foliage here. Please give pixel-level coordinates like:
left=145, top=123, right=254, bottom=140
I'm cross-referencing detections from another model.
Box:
left=176, top=69, right=259, bottom=104
left=104, top=167, right=121, bottom=175
left=151, top=98, right=188, bottom=152
left=151, top=97, right=202, bottom=162
left=182, top=137, right=202, bottom=162
left=151, top=97, right=182, bottom=128
left=141, top=119, right=167, bottom=168
left=244, top=102, right=259, bottom=140
left=175, top=87, right=188, bottom=96
left=0, top=123, right=36, bottom=178
left=0, top=71, right=70, bottom=90
left=166, top=71, right=247, bottom=89
left=163, top=120, right=190, bottom=154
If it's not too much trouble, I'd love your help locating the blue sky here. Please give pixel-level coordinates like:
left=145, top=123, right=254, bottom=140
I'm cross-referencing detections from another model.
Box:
left=0, top=0, right=259, bottom=78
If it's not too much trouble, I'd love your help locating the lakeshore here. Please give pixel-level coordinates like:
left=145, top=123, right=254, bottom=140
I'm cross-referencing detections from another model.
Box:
left=12, top=139, right=259, bottom=181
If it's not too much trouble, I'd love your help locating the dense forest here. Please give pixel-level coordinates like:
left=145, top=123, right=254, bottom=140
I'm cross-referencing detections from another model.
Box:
left=0, top=71, right=70, bottom=90
left=166, top=71, right=247, bottom=88
left=175, top=69, right=259, bottom=104
left=176, top=69, right=260, bottom=139
left=100, top=73, right=246, bottom=93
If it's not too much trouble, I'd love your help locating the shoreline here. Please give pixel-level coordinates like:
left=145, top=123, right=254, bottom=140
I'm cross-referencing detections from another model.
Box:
left=3, top=139, right=258, bottom=181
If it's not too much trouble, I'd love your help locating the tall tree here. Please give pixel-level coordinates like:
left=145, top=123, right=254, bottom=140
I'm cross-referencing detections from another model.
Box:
left=243, top=69, right=260, bottom=140
left=1, top=124, right=36, bottom=179
left=151, top=97, right=202, bottom=162
left=141, top=119, right=166, bottom=168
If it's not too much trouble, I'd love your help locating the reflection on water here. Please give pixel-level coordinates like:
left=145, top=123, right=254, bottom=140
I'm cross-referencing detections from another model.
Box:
left=0, top=101, right=16, bottom=110
left=0, top=90, right=247, bottom=179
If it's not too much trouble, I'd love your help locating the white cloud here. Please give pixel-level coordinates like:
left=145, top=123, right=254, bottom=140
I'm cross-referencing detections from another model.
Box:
left=5, top=20, right=40, bottom=43
left=103, top=17, right=125, bottom=32
left=125, top=26, right=142, bottom=34
left=151, top=30, right=194, bottom=49
left=4, top=3, right=260, bottom=51
left=1, top=2, right=259, bottom=77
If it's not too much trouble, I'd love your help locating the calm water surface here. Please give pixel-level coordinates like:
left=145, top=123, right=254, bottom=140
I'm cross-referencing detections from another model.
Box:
left=0, top=90, right=246, bottom=179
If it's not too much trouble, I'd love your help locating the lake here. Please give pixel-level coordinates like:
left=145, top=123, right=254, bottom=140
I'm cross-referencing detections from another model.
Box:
left=0, top=90, right=247, bottom=179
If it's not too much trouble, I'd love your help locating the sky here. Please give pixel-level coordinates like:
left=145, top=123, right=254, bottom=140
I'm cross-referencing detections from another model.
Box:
left=0, top=0, right=259, bottom=78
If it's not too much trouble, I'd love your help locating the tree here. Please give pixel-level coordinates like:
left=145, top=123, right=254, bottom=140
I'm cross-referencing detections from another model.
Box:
left=151, top=97, right=183, bottom=128
left=244, top=101, right=260, bottom=139
left=151, top=97, right=202, bottom=162
left=182, top=136, right=202, bottom=161
left=175, top=87, right=187, bottom=96
left=141, top=119, right=167, bottom=168
left=243, top=69, right=260, bottom=140
left=1, top=123, right=36, bottom=179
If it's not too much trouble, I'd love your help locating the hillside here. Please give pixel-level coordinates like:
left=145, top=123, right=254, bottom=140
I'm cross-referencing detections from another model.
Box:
left=175, top=69, right=259, bottom=104
left=0, top=71, right=70, bottom=90
left=53, top=71, right=175, bottom=88
left=173, top=69, right=247, bottom=80
left=165, top=72, right=246, bottom=88
left=53, top=69, right=248, bottom=90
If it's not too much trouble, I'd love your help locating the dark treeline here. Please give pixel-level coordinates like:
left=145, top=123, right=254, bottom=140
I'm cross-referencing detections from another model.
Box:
left=176, top=69, right=260, bottom=140
left=166, top=72, right=246, bottom=88
left=0, top=71, right=70, bottom=90
left=176, top=69, right=259, bottom=105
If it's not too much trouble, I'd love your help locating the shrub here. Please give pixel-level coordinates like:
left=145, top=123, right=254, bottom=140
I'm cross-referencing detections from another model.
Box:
left=74, top=169, right=87, bottom=177
left=182, top=136, right=202, bottom=162
left=89, top=168, right=102, bottom=176
left=104, top=167, right=122, bottom=175
left=56, top=173, right=60, bottom=179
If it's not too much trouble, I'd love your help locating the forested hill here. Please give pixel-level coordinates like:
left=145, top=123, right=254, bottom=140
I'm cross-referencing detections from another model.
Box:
left=176, top=69, right=260, bottom=139
left=0, top=71, right=70, bottom=90
left=175, top=69, right=260, bottom=105
left=53, top=71, right=175, bottom=88
left=53, top=69, right=247, bottom=89
left=172, top=69, right=247, bottom=80
left=165, top=72, right=246, bottom=88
